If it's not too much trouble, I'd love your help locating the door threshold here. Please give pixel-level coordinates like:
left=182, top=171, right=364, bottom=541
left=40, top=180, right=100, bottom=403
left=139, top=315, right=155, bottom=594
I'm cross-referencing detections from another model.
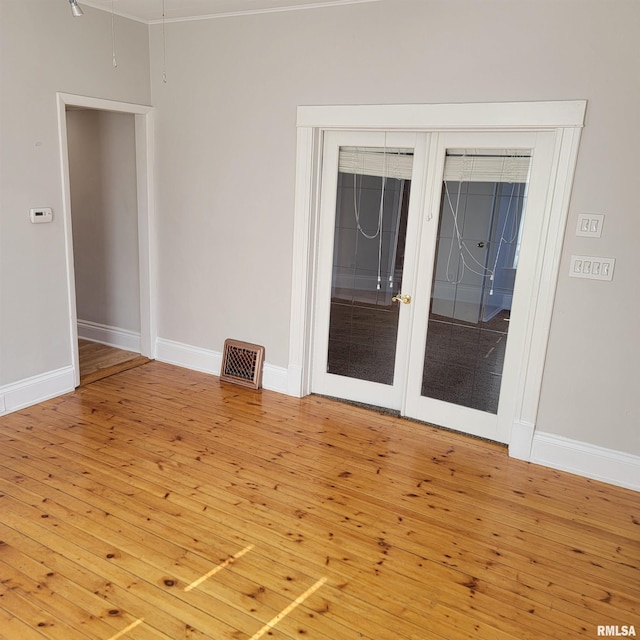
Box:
left=313, top=394, right=401, bottom=418
left=79, top=356, right=152, bottom=387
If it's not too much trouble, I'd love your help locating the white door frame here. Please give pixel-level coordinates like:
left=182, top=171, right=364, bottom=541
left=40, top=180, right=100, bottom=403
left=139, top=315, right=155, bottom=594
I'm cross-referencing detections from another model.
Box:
left=288, top=101, right=586, bottom=457
left=56, top=93, right=157, bottom=387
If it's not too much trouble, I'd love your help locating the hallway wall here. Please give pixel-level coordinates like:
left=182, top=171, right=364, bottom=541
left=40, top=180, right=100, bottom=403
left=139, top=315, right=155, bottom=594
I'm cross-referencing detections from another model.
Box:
left=67, top=109, right=140, bottom=336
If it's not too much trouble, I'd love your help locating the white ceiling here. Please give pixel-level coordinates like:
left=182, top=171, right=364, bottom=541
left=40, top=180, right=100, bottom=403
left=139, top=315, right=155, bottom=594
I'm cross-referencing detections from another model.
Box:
left=80, top=0, right=381, bottom=24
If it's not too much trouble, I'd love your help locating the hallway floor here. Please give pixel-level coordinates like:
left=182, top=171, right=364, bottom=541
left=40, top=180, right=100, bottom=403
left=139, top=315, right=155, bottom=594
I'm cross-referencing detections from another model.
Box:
left=78, top=339, right=150, bottom=386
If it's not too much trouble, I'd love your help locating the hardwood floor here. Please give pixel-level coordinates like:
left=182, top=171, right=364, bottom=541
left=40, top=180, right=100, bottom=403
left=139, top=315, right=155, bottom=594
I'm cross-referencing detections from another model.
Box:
left=0, top=362, right=637, bottom=639
left=78, top=340, right=150, bottom=386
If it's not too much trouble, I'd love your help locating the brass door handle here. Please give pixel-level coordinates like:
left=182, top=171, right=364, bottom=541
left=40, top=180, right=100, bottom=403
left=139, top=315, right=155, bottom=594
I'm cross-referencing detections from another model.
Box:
left=392, top=294, right=412, bottom=304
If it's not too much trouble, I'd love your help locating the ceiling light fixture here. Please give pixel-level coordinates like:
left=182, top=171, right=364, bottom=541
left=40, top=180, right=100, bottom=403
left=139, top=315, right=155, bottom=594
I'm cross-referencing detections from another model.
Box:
left=69, top=0, right=84, bottom=17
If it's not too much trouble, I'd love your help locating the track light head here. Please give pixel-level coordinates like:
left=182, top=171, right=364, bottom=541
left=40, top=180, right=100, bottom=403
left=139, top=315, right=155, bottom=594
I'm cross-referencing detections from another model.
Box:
left=69, top=0, right=84, bottom=17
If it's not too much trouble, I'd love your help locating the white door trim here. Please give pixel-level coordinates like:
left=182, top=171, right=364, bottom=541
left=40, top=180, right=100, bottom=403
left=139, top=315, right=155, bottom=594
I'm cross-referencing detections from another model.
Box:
left=296, top=101, right=587, bottom=131
left=289, top=101, right=586, bottom=453
left=56, top=93, right=157, bottom=387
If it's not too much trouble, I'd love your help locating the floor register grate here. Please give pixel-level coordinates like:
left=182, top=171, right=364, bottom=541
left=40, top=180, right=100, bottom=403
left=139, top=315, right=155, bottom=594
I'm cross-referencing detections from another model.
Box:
left=220, top=339, right=265, bottom=389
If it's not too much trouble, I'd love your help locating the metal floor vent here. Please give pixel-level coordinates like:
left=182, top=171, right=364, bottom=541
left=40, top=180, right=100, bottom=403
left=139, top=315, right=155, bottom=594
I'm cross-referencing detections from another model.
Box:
left=220, top=339, right=265, bottom=389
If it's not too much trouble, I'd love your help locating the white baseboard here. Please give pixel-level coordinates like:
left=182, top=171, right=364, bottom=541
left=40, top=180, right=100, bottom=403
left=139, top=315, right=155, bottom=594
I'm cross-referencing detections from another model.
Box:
left=287, top=364, right=304, bottom=397
left=0, top=366, right=75, bottom=416
left=529, top=432, right=640, bottom=492
left=78, top=319, right=141, bottom=352
left=262, top=363, right=289, bottom=394
left=508, top=420, right=535, bottom=460
left=155, top=338, right=289, bottom=394
left=155, top=338, right=223, bottom=375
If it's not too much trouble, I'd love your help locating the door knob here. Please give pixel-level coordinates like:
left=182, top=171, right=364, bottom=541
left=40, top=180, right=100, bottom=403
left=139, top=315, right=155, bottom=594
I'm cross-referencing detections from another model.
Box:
left=477, top=241, right=486, bottom=248
left=392, top=293, right=412, bottom=304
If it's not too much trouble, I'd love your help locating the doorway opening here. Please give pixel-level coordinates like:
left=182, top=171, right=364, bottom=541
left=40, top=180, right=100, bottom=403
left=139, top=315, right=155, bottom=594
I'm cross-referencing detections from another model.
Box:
left=57, top=93, right=156, bottom=388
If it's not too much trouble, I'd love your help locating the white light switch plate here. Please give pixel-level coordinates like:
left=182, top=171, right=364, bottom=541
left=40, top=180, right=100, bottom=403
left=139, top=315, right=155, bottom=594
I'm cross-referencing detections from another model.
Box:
left=569, top=255, right=615, bottom=280
left=576, top=213, right=604, bottom=237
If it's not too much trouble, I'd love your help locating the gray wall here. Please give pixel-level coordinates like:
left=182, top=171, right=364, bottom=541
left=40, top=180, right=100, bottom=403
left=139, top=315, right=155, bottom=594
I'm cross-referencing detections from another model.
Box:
left=149, top=0, right=639, bottom=456
left=67, top=109, right=140, bottom=334
left=0, top=0, right=150, bottom=384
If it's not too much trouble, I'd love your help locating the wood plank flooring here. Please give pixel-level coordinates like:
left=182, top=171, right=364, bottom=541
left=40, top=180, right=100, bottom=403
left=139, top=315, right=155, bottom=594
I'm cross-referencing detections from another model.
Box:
left=0, top=361, right=638, bottom=639
left=78, top=340, right=150, bottom=386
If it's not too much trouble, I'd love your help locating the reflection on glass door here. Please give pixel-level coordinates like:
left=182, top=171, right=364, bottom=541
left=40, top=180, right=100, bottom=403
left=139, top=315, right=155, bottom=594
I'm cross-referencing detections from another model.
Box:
left=421, top=151, right=530, bottom=413
left=327, top=146, right=412, bottom=385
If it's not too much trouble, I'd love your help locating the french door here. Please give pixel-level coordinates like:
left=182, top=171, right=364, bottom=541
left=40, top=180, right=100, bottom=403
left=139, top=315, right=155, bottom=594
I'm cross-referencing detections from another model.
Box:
left=311, top=128, right=556, bottom=443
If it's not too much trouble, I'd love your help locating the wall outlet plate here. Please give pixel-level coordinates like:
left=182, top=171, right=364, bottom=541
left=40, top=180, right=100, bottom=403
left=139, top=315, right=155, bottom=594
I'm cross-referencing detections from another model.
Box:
left=29, top=207, right=53, bottom=224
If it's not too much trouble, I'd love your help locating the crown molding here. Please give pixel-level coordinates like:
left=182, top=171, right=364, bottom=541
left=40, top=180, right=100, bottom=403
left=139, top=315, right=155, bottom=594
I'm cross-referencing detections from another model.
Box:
left=79, top=0, right=382, bottom=25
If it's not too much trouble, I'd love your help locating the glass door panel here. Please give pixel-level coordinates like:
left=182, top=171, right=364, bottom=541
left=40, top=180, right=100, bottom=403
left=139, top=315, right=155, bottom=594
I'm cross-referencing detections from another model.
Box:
left=327, top=159, right=411, bottom=385
left=421, top=151, right=530, bottom=414
left=312, top=131, right=419, bottom=410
